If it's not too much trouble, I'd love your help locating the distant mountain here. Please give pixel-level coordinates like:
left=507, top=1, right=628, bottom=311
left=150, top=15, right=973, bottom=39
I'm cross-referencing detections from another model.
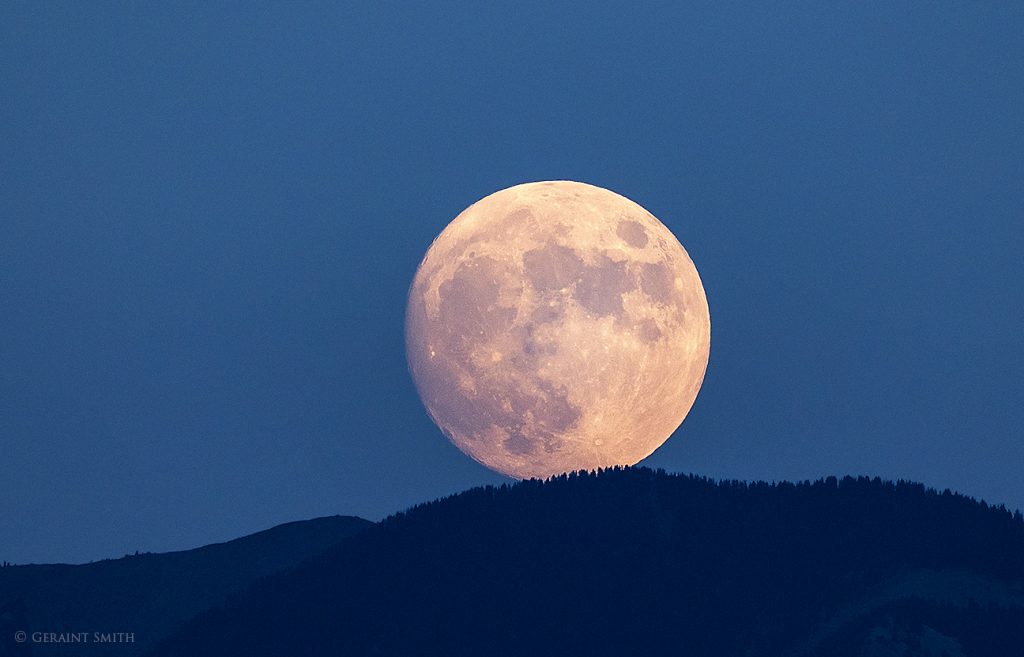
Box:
left=148, top=468, right=1024, bottom=657
left=0, top=515, right=371, bottom=657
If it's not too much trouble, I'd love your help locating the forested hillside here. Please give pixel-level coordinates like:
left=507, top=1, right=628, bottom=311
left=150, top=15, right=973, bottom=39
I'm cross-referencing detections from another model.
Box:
left=149, top=468, right=1024, bottom=657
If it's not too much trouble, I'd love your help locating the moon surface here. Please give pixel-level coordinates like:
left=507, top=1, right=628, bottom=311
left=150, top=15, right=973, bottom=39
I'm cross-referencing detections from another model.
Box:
left=405, top=181, right=710, bottom=479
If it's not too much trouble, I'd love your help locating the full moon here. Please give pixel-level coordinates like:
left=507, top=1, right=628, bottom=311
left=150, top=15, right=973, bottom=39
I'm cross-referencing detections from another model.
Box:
left=406, top=181, right=710, bottom=479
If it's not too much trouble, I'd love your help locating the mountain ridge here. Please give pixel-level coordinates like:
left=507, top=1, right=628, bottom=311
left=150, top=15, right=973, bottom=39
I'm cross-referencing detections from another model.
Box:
left=148, top=468, right=1024, bottom=657
left=0, top=514, right=372, bottom=657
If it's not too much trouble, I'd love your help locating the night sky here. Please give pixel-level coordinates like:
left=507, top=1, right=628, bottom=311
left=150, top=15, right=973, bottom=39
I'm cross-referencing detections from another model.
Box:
left=2, top=2, right=1021, bottom=564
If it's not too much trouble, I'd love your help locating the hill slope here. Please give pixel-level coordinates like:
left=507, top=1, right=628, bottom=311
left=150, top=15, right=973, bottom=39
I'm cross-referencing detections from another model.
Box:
left=0, top=515, right=371, bottom=657
left=148, top=468, right=1024, bottom=657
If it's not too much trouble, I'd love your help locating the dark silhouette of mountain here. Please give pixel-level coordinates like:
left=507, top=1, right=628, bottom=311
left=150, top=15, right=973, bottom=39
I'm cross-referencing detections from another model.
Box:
left=0, top=515, right=371, bottom=657
left=147, top=468, right=1024, bottom=657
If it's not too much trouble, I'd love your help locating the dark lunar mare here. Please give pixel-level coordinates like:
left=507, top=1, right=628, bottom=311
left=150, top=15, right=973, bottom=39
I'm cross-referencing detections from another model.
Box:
left=408, top=253, right=582, bottom=457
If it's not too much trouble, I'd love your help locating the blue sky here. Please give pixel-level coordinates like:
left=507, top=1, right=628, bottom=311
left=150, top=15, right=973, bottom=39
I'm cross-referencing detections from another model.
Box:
left=2, top=2, right=1022, bottom=563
